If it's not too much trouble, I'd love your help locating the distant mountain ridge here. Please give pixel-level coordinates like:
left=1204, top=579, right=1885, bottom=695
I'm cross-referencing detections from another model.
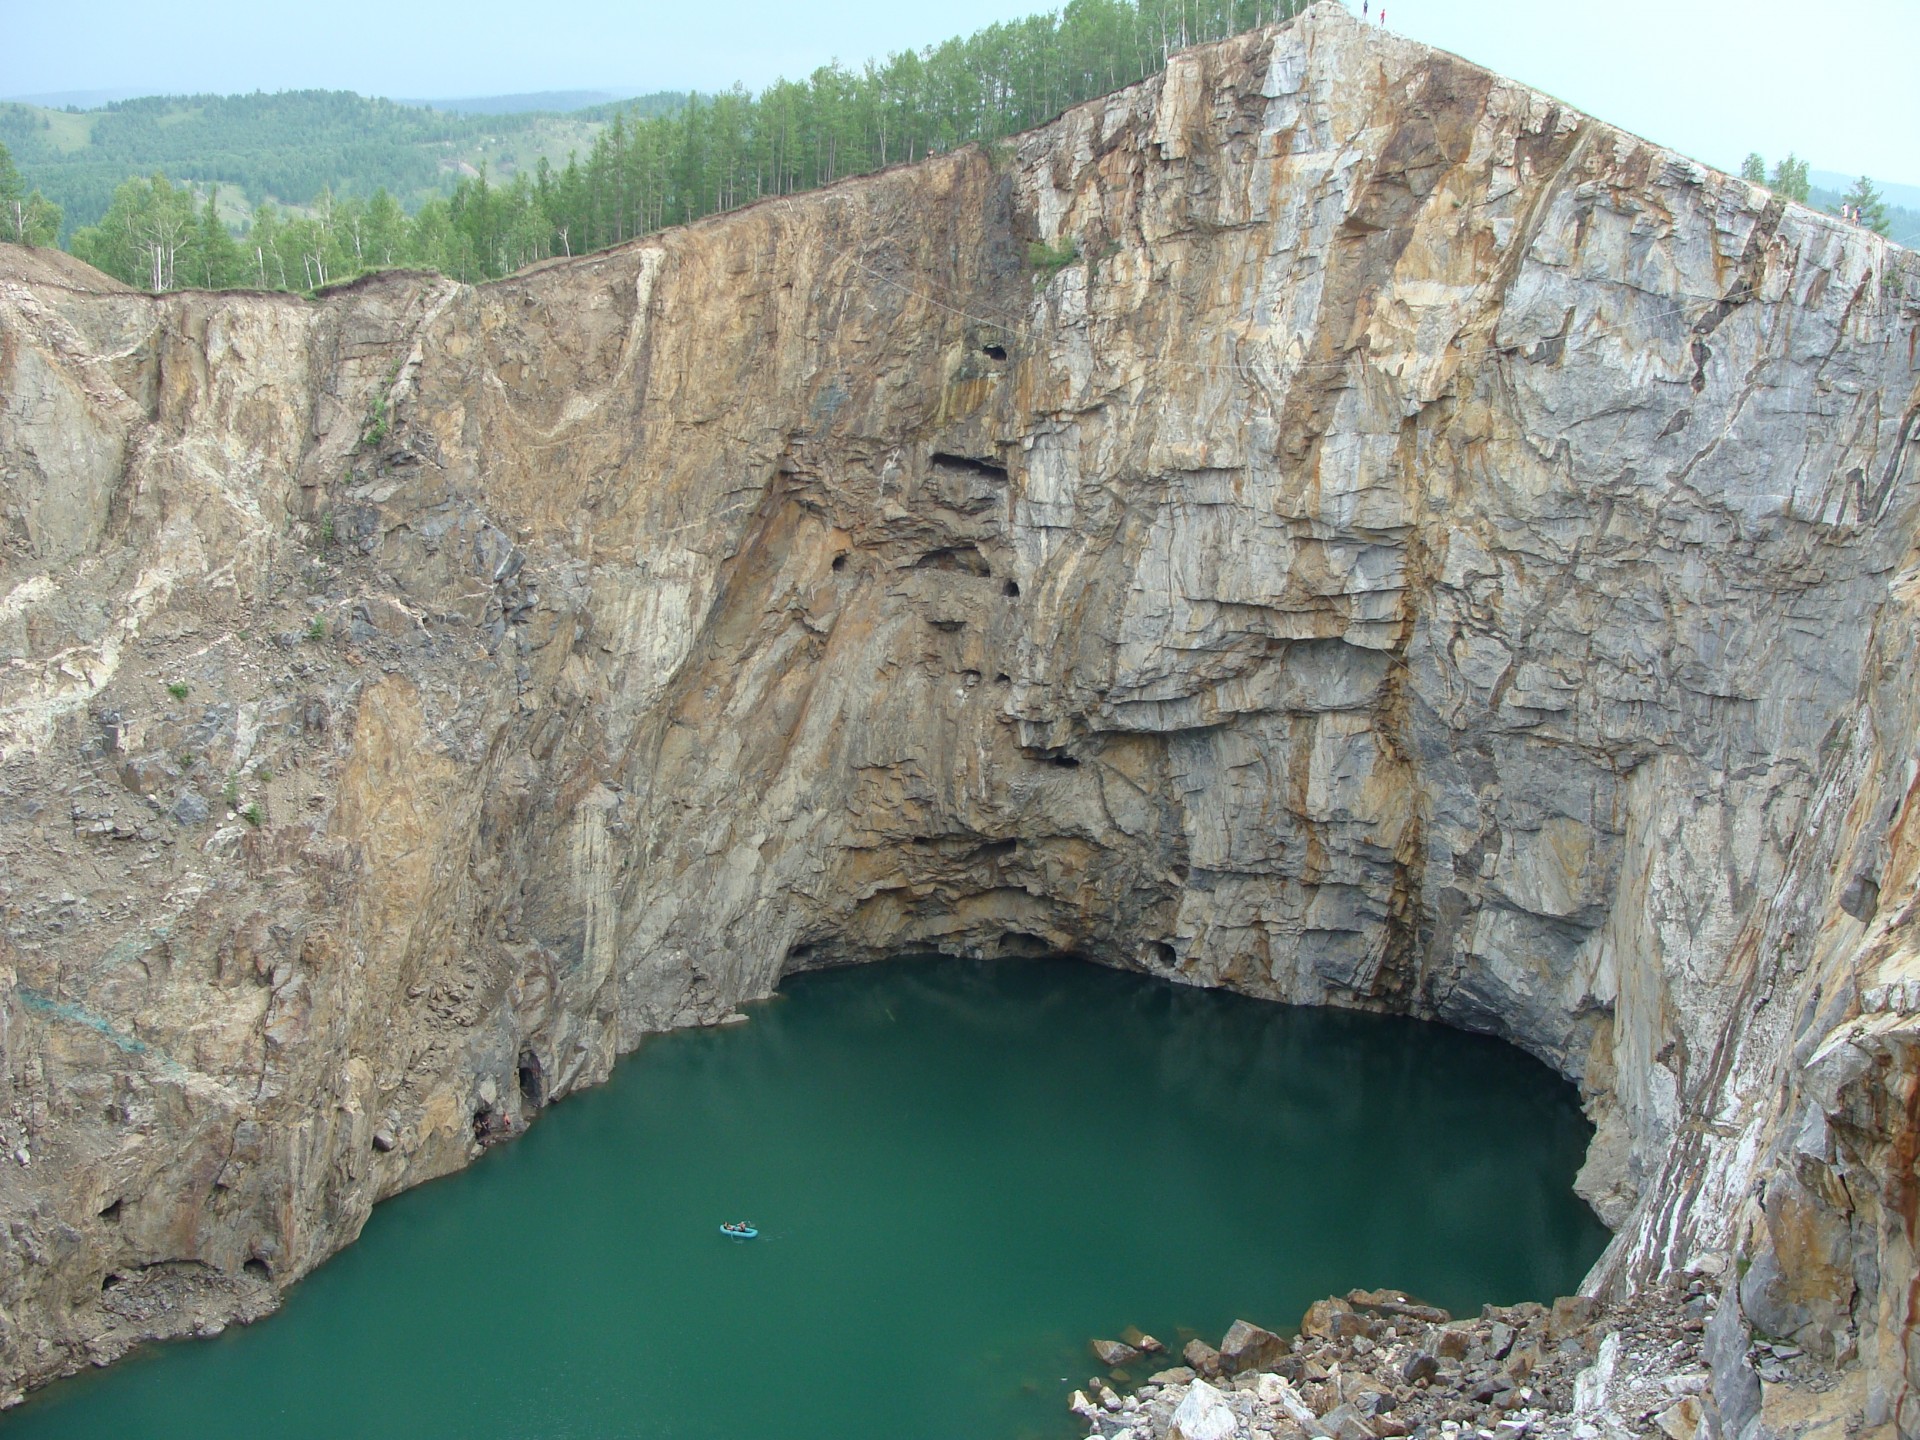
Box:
left=0, top=88, right=148, bottom=109
left=0, top=88, right=688, bottom=237
left=393, top=90, right=687, bottom=116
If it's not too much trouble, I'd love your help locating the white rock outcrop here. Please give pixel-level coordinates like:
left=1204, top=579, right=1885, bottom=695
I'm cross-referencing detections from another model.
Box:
left=1170, top=1378, right=1240, bottom=1440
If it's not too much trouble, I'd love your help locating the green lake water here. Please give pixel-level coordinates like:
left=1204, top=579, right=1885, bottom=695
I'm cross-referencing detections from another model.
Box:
left=7, top=955, right=1610, bottom=1439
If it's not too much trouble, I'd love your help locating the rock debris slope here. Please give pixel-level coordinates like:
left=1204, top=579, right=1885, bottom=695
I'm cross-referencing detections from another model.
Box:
left=2, top=2, right=1918, bottom=1431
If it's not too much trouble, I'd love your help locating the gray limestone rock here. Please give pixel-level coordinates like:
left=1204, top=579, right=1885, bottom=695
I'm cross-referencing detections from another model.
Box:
left=1184, top=1340, right=1225, bottom=1379
left=1169, top=1379, right=1238, bottom=1440
left=1219, top=1319, right=1289, bottom=1374
left=1316, top=1402, right=1375, bottom=1440
left=1703, top=1290, right=1760, bottom=1440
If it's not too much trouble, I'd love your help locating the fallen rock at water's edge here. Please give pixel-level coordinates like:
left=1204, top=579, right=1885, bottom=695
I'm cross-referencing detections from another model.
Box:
left=1183, top=1339, right=1224, bottom=1379
left=1168, top=1378, right=1238, bottom=1440
left=1218, top=1318, right=1289, bottom=1375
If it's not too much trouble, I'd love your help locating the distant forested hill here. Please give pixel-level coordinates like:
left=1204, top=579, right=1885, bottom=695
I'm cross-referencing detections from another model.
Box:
left=399, top=91, right=692, bottom=117
left=0, top=89, right=685, bottom=234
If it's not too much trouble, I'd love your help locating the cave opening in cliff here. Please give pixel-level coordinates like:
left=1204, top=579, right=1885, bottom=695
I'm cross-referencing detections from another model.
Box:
left=913, top=544, right=992, bottom=576
left=929, top=450, right=1009, bottom=476
left=10, top=955, right=1608, bottom=1440
left=517, top=1047, right=547, bottom=1109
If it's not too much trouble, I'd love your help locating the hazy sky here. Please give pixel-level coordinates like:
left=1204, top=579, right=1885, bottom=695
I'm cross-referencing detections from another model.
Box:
left=2, top=0, right=1913, bottom=185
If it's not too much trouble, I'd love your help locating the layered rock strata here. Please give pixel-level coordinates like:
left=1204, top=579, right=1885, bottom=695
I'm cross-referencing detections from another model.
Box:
left=2, top=3, right=1918, bottom=1432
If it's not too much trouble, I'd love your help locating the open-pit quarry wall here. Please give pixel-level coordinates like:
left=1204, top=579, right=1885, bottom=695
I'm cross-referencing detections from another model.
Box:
left=2, top=5, right=1918, bottom=1435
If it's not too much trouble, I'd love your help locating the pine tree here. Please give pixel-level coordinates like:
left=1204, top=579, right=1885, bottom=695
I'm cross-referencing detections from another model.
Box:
left=1842, top=176, right=1890, bottom=236
left=192, top=187, right=245, bottom=287
left=1768, top=154, right=1810, bottom=203
left=1739, top=153, right=1766, bottom=184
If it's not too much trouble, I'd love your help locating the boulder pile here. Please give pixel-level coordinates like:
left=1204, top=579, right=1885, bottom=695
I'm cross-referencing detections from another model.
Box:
left=1074, top=1281, right=1716, bottom=1440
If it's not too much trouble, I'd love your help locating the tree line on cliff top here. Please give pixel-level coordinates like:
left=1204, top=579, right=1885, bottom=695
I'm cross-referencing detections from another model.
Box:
left=3, top=0, right=1904, bottom=292
left=4, top=0, right=1307, bottom=289
left=1740, top=153, right=1896, bottom=239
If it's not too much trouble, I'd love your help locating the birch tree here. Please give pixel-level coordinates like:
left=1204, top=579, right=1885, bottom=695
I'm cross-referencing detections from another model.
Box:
left=0, top=140, right=64, bottom=246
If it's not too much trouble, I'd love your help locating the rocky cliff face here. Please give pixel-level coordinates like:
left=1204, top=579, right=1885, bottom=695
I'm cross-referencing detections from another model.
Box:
left=2, top=4, right=1918, bottom=1432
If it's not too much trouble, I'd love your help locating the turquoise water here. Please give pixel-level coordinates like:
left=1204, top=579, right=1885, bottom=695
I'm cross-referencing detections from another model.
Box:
left=7, top=956, right=1608, bottom=1439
